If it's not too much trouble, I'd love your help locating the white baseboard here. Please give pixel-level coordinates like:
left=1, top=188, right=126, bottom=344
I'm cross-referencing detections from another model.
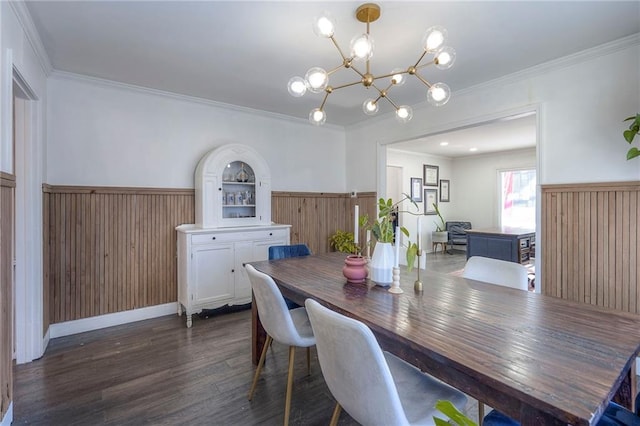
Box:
left=49, top=303, right=178, bottom=339
left=1, top=402, right=13, bottom=426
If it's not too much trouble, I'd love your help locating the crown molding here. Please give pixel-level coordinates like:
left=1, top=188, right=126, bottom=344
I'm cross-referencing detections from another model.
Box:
left=8, top=0, right=53, bottom=75
left=49, top=70, right=345, bottom=131
left=453, top=32, right=640, bottom=98
left=347, top=33, right=640, bottom=131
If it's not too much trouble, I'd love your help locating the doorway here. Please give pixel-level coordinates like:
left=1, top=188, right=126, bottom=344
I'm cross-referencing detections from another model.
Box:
left=12, top=70, right=45, bottom=363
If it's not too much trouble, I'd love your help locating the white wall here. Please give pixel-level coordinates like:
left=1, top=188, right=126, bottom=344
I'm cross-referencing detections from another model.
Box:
left=452, top=148, right=536, bottom=229
left=46, top=74, right=347, bottom=192
left=387, top=149, right=453, bottom=252
left=346, top=37, right=640, bottom=190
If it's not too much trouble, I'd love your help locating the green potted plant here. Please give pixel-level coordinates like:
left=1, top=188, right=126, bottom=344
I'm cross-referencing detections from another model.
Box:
left=359, top=194, right=420, bottom=282
left=329, top=230, right=359, bottom=254
left=623, top=113, right=640, bottom=160
left=431, top=203, right=448, bottom=250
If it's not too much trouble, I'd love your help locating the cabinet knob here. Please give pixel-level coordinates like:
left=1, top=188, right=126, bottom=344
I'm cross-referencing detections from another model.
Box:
left=218, top=187, right=222, bottom=191
left=212, top=236, right=216, bottom=240
left=231, top=269, right=235, bottom=273
left=242, top=263, right=246, bottom=267
left=269, top=232, right=273, bottom=236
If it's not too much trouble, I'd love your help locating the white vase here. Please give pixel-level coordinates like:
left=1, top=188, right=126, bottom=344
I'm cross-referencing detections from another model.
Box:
left=370, top=242, right=395, bottom=285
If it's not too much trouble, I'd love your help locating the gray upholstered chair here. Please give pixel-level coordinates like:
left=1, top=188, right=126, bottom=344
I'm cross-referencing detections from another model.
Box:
left=462, top=255, right=529, bottom=424
left=246, top=264, right=315, bottom=426
left=305, top=298, right=467, bottom=426
left=462, top=256, right=529, bottom=291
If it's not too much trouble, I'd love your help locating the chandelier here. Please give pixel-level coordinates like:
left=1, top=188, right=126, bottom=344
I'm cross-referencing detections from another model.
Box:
left=287, top=3, right=456, bottom=126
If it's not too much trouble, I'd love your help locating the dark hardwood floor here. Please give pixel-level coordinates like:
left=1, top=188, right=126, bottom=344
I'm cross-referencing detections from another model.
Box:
left=13, top=251, right=474, bottom=425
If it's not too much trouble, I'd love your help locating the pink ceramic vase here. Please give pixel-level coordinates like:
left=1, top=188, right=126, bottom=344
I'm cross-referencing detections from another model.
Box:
left=343, top=255, right=368, bottom=283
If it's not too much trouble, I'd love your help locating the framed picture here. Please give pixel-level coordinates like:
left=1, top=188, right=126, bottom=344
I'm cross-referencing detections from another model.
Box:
left=439, top=179, right=450, bottom=202
left=410, top=177, right=423, bottom=202
left=424, top=189, right=437, bottom=215
left=423, top=164, right=439, bottom=186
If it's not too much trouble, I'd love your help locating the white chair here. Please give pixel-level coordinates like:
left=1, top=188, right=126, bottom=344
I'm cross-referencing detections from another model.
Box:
left=305, top=298, right=467, bottom=426
left=462, top=256, right=529, bottom=291
left=461, top=255, right=529, bottom=424
left=245, top=264, right=315, bottom=426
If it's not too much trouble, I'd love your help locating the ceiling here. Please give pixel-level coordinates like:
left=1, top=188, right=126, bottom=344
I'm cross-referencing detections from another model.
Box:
left=23, top=1, right=639, bottom=155
left=389, top=112, right=537, bottom=158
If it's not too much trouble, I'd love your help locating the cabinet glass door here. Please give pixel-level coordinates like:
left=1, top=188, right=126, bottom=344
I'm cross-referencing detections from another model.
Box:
left=221, top=161, right=256, bottom=219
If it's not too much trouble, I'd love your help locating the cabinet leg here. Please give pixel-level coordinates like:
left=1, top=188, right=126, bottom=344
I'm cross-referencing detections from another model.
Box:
left=186, top=314, right=193, bottom=328
left=177, top=304, right=182, bottom=316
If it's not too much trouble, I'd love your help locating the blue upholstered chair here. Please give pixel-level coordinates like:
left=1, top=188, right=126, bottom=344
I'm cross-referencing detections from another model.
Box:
left=484, top=401, right=640, bottom=426
left=268, top=244, right=311, bottom=260
left=305, top=298, right=467, bottom=426
left=269, top=244, right=311, bottom=309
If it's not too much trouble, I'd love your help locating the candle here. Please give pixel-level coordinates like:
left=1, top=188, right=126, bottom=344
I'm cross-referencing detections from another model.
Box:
left=366, top=230, right=371, bottom=258
left=417, top=216, right=422, bottom=251
left=395, top=226, right=400, bottom=267
left=354, top=205, right=359, bottom=248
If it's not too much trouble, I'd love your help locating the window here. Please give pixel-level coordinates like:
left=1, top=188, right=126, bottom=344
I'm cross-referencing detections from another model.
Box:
left=500, top=169, right=536, bottom=229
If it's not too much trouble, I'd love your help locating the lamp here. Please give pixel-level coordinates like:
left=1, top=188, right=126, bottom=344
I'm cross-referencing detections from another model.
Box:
left=287, top=3, right=456, bottom=126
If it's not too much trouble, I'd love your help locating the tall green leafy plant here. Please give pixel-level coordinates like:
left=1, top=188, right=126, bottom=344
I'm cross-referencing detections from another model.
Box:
left=359, top=194, right=421, bottom=270
left=623, top=114, right=640, bottom=160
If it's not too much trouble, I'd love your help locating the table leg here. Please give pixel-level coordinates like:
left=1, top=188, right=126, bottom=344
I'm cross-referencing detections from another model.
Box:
left=251, top=291, right=267, bottom=365
left=612, top=362, right=636, bottom=410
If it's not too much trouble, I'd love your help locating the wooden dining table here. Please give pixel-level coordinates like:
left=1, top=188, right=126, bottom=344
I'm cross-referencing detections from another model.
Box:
left=249, top=252, right=640, bottom=426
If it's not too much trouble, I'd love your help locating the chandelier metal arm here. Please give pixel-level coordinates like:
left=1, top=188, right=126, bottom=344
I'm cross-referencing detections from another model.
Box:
left=417, top=59, right=437, bottom=70
left=413, top=72, right=433, bottom=88
left=319, top=91, right=331, bottom=110
left=329, top=79, right=368, bottom=91
left=383, top=95, right=400, bottom=110
left=372, top=70, right=409, bottom=81
left=330, top=36, right=349, bottom=62
left=348, top=64, right=367, bottom=80
left=327, top=63, right=345, bottom=76
left=413, top=50, right=429, bottom=69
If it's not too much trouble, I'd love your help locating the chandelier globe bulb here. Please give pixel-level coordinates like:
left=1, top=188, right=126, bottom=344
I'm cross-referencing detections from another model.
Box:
left=313, top=12, right=336, bottom=38
left=390, top=68, right=406, bottom=86
left=287, top=76, right=307, bottom=97
left=350, top=33, right=374, bottom=61
left=305, top=67, right=328, bottom=93
left=435, top=46, right=456, bottom=70
left=422, top=26, right=447, bottom=52
left=362, top=99, right=379, bottom=115
left=395, top=106, right=413, bottom=123
left=309, top=108, right=327, bottom=126
left=427, top=82, right=451, bottom=106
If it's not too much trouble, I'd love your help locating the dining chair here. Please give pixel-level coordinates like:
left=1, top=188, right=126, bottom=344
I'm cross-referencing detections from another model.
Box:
left=246, top=264, right=315, bottom=426
left=461, top=256, right=529, bottom=291
left=305, top=298, right=467, bottom=426
left=483, top=401, right=640, bottom=426
left=462, top=255, right=529, bottom=424
left=268, top=243, right=312, bottom=260
left=269, top=244, right=312, bottom=309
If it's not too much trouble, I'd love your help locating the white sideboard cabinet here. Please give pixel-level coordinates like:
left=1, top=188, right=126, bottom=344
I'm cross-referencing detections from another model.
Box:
left=177, top=143, right=290, bottom=327
left=176, top=224, right=290, bottom=327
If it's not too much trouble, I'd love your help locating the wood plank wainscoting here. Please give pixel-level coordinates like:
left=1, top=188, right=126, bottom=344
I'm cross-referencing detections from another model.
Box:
left=541, top=181, right=640, bottom=313
left=43, top=185, right=376, bottom=326
left=1, top=172, right=15, bottom=421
